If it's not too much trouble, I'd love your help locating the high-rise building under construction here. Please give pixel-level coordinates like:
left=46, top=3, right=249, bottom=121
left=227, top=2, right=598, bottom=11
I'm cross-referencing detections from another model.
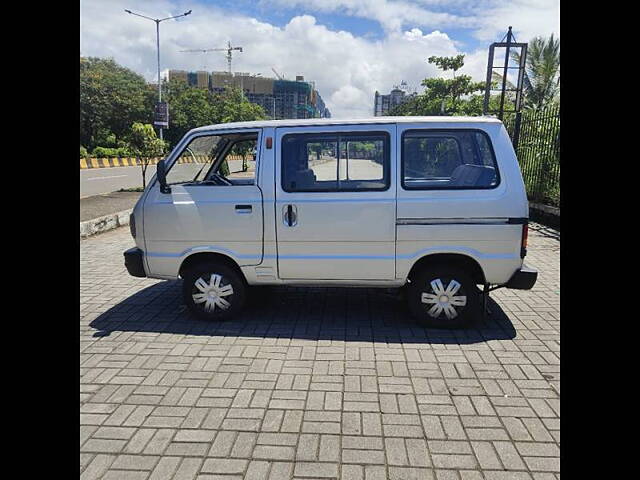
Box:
left=168, top=70, right=331, bottom=119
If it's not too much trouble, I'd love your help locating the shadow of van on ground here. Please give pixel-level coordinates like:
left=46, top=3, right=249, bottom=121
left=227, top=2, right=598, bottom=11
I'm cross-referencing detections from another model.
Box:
left=90, top=281, right=516, bottom=344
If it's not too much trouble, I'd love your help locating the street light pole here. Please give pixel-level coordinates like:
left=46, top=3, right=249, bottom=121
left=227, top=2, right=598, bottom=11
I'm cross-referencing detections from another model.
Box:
left=156, top=20, right=161, bottom=119
left=125, top=8, right=192, bottom=142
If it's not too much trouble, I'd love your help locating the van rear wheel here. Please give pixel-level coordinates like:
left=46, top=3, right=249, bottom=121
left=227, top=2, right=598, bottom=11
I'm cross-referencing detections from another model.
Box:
left=407, top=266, right=480, bottom=328
left=182, top=262, right=246, bottom=321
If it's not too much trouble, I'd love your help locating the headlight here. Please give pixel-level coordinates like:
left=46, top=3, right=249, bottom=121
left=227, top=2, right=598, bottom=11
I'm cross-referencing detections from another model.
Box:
left=129, top=213, right=136, bottom=238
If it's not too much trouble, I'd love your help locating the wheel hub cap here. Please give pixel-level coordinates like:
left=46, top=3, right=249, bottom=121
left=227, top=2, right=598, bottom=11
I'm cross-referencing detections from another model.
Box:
left=420, top=278, right=467, bottom=320
left=192, top=273, right=234, bottom=312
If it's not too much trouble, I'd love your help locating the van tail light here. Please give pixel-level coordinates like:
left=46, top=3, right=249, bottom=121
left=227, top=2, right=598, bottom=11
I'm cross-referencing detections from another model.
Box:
left=520, top=223, right=528, bottom=258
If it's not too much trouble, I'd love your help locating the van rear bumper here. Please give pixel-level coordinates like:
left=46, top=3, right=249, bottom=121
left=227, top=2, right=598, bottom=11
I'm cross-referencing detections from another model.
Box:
left=124, top=247, right=146, bottom=278
left=504, top=265, right=537, bottom=290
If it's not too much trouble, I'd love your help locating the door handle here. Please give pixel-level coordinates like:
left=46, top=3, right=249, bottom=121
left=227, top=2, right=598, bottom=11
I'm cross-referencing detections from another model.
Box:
left=283, top=204, right=297, bottom=226
left=235, top=204, right=252, bottom=214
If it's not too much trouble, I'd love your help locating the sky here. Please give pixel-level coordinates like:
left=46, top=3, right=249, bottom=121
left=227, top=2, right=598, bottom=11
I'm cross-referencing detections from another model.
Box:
left=80, top=0, right=559, bottom=118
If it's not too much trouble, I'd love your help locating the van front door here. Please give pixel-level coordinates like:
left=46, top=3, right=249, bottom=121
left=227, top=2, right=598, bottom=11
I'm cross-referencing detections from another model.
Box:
left=143, top=130, right=263, bottom=277
left=274, top=124, right=396, bottom=280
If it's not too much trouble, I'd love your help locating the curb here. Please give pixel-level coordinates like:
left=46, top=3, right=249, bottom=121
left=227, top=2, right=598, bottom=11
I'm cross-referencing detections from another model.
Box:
left=80, top=157, right=161, bottom=169
left=79, top=155, right=245, bottom=169
left=530, top=202, right=560, bottom=229
left=80, top=209, right=132, bottom=238
left=530, top=202, right=559, bottom=217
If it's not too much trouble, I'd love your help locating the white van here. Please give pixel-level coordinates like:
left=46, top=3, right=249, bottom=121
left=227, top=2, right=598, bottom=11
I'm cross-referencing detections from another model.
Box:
left=124, top=117, right=537, bottom=328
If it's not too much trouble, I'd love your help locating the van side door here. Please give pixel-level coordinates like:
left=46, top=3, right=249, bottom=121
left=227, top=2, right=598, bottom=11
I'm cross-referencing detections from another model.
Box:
left=142, top=129, right=264, bottom=278
left=274, top=124, right=397, bottom=280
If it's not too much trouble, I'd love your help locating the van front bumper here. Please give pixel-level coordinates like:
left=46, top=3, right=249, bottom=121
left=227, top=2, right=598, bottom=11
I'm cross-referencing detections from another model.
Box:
left=505, top=265, right=538, bottom=290
left=124, top=247, right=146, bottom=278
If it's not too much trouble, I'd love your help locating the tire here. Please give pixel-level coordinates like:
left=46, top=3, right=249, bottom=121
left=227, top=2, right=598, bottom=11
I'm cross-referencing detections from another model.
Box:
left=407, top=265, right=480, bottom=328
left=182, top=262, right=246, bottom=321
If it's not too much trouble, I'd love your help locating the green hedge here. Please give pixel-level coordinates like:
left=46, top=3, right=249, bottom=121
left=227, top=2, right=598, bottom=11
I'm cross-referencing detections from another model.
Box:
left=91, top=146, right=133, bottom=158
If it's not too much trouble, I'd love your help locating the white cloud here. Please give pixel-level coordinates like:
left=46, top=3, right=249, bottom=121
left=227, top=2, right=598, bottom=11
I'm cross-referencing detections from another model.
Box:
left=472, top=0, right=560, bottom=42
left=80, top=0, right=558, bottom=119
left=265, top=0, right=477, bottom=33
left=268, top=0, right=559, bottom=40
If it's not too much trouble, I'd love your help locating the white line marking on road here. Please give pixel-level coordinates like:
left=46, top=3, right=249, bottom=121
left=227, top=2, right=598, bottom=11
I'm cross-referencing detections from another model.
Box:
left=85, top=175, right=128, bottom=181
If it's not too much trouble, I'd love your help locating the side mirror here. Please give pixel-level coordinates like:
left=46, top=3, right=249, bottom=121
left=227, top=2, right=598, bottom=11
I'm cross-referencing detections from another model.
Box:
left=157, top=159, right=171, bottom=194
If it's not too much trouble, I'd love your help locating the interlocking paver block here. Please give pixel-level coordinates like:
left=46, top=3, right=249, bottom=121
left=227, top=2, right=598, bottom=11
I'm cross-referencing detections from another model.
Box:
left=294, top=461, right=339, bottom=478
left=201, top=458, right=248, bottom=474
left=253, top=444, right=296, bottom=460
left=147, top=456, right=180, bottom=480
left=80, top=223, right=559, bottom=479
left=81, top=454, right=116, bottom=480
left=388, top=466, right=434, bottom=480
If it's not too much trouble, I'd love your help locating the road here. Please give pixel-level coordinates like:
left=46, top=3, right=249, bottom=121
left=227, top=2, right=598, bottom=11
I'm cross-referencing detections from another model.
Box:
left=80, top=166, right=152, bottom=198
left=80, top=160, right=247, bottom=198
left=312, top=158, right=383, bottom=181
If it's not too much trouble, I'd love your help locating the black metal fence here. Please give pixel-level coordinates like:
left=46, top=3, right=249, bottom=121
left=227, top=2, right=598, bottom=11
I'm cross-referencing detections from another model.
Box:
left=504, top=105, right=560, bottom=207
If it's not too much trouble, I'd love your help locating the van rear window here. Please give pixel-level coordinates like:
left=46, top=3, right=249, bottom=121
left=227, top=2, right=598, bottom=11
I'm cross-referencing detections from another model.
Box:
left=402, top=129, right=499, bottom=190
left=282, top=132, right=390, bottom=192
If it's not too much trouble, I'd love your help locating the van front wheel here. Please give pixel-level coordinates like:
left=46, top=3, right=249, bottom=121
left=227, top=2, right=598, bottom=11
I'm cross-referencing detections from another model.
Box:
left=182, top=262, right=246, bottom=321
left=407, top=266, right=480, bottom=328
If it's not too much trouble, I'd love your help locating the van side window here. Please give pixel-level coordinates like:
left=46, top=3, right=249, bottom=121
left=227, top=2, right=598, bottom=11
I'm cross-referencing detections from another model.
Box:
left=166, top=134, right=223, bottom=185
left=219, top=139, right=258, bottom=182
left=402, top=130, right=499, bottom=190
left=282, top=132, right=389, bottom=192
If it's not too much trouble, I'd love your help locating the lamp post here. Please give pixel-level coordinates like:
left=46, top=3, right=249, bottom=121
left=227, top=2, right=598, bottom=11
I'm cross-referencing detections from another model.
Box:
left=124, top=8, right=192, bottom=141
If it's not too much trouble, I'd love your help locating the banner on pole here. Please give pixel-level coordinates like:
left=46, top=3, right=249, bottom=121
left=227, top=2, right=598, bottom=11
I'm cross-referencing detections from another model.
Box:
left=153, top=102, right=169, bottom=128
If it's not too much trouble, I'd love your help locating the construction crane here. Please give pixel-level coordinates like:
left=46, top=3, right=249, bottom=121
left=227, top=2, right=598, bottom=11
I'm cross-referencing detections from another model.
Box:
left=178, top=48, right=214, bottom=70
left=271, top=67, right=286, bottom=80
left=180, top=41, right=243, bottom=74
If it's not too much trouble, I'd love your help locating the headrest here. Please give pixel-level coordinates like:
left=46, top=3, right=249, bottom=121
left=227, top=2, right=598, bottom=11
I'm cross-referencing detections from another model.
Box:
left=450, top=164, right=496, bottom=187
left=289, top=168, right=317, bottom=190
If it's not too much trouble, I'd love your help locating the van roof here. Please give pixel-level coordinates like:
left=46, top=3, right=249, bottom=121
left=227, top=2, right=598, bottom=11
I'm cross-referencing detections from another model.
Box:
left=191, top=116, right=503, bottom=132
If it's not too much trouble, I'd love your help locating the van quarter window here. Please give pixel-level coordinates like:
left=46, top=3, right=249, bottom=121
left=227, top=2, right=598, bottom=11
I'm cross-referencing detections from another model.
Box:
left=282, top=132, right=390, bottom=192
left=401, top=129, right=499, bottom=190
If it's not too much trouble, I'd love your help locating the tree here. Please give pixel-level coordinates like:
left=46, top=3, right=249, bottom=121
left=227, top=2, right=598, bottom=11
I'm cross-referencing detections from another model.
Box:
left=492, top=34, right=560, bottom=109
left=162, top=83, right=267, bottom=150
left=232, top=141, right=254, bottom=172
left=81, top=56, right=269, bottom=154
left=427, top=55, right=465, bottom=76
left=125, top=123, right=166, bottom=189
left=162, top=79, right=217, bottom=147
left=521, top=34, right=560, bottom=109
left=388, top=55, right=485, bottom=116
left=80, top=57, right=153, bottom=149
left=212, top=87, right=267, bottom=124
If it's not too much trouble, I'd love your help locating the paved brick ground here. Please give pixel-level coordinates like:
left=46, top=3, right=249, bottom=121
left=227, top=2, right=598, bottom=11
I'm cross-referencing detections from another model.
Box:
left=80, top=223, right=560, bottom=480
